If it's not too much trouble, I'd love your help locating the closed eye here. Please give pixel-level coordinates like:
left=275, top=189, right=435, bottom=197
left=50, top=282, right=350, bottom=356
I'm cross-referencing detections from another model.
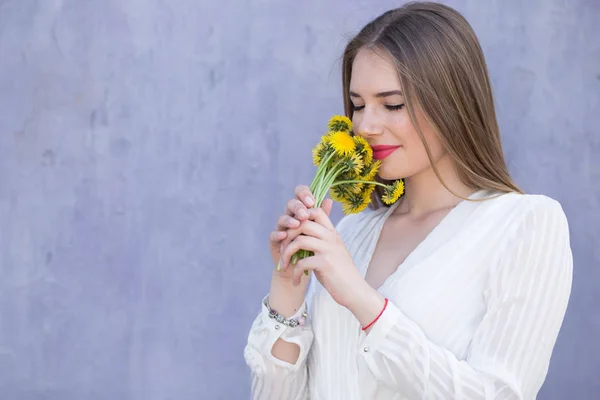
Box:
left=386, top=104, right=405, bottom=111
left=352, top=104, right=404, bottom=112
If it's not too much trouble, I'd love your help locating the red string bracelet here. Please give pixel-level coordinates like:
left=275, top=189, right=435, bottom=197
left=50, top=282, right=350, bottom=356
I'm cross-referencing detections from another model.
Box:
left=362, top=298, right=388, bottom=331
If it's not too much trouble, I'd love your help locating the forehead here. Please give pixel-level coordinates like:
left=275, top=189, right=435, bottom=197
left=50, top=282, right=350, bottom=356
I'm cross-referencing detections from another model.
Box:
left=350, top=48, right=402, bottom=92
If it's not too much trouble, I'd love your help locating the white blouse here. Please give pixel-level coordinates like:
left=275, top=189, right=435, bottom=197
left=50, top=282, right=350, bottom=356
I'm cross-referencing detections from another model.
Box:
left=244, top=190, right=573, bottom=400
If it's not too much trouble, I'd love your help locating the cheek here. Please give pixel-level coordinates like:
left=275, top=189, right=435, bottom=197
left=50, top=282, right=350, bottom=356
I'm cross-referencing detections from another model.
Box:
left=378, top=115, right=444, bottom=179
left=420, top=129, right=445, bottom=160
left=413, top=109, right=445, bottom=158
left=390, top=114, right=428, bottom=157
left=400, top=114, right=445, bottom=161
left=388, top=113, right=414, bottom=142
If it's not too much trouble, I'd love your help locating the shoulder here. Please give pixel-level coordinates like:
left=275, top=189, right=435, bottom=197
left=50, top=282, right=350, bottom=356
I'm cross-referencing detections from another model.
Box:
left=479, top=192, right=569, bottom=230
left=518, top=194, right=570, bottom=239
left=481, top=192, right=571, bottom=250
left=485, top=193, right=573, bottom=297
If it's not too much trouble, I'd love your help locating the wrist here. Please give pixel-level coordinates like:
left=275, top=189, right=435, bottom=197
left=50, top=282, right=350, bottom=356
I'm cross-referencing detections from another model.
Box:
left=269, top=274, right=309, bottom=318
left=346, top=279, right=386, bottom=330
left=271, top=270, right=310, bottom=291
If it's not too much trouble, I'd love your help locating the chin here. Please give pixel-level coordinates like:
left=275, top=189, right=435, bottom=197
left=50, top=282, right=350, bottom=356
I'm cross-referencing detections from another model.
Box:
left=377, top=164, right=409, bottom=181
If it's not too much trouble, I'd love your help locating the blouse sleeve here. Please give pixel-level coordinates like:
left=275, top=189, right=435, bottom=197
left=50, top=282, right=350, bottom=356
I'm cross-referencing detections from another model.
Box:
left=243, top=213, right=357, bottom=399
left=357, top=196, right=573, bottom=399
left=244, top=295, right=313, bottom=400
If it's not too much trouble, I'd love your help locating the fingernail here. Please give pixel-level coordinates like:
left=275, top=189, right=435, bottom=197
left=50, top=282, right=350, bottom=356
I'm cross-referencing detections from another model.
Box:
left=305, top=196, right=314, bottom=207
left=298, top=209, right=308, bottom=219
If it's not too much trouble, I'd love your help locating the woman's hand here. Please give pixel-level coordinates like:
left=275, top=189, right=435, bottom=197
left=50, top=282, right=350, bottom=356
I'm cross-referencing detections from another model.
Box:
left=279, top=207, right=366, bottom=309
left=269, top=185, right=332, bottom=281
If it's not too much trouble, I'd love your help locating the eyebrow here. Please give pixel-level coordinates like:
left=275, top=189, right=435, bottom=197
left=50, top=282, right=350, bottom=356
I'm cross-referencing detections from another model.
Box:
left=349, top=90, right=403, bottom=98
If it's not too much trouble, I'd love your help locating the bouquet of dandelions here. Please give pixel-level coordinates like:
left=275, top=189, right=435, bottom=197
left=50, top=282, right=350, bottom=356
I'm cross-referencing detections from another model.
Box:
left=277, top=115, right=405, bottom=273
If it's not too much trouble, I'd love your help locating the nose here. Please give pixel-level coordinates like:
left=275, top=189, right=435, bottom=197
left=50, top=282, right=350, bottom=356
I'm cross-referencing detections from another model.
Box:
left=354, top=108, right=383, bottom=138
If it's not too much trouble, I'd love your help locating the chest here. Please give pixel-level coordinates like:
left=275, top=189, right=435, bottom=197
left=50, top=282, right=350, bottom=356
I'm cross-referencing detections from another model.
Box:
left=311, top=239, right=491, bottom=363
left=348, top=209, right=495, bottom=356
left=364, top=211, right=450, bottom=290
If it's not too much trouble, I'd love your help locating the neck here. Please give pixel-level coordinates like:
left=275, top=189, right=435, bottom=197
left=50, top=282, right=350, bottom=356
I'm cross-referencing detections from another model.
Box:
left=396, top=154, right=476, bottom=216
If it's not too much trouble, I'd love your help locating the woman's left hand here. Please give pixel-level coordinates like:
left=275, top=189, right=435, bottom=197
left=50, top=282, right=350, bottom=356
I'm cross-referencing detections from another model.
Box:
left=279, top=206, right=365, bottom=309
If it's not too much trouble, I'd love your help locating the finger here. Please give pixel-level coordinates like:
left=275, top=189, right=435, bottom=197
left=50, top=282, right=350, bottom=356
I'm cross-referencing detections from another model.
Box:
left=275, top=214, right=300, bottom=231
left=281, top=219, right=331, bottom=250
left=291, top=219, right=332, bottom=242
left=294, top=185, right=315, bottom=208
left=321, top=198, right=333, bottom=216
left=286, top=198, right=309, bottom=220
left=269, top=230, right=287, bottom=245
left=307, top=207, right=335, bottom=230
left=281, top=236, right=325, bottom=270
left=291, top=256, right=322, bottom=286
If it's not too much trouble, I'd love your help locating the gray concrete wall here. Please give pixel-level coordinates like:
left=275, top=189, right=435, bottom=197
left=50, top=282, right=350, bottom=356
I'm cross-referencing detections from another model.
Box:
left=0, top=0, right=598, bottom=398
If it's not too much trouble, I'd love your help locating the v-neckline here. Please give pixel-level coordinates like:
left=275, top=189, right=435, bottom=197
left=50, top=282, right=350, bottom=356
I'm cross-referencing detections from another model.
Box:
left=362, top=189, right=488, bottom=292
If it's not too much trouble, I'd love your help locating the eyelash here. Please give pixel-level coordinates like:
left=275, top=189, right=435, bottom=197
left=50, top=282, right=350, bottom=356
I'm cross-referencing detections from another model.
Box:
left=352, top=104, right=405, bottom=112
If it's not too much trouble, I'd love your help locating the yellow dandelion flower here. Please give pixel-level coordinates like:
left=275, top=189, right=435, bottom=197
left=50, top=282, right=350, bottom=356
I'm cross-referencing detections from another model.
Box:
left=360, top=160, right=381, bottom=181
left=382, top=179, right=405, bottom=205
left=341, top=153, right=363, bottom=176
left=353, top=136, right=373, bottom=165
left=341, top=187, right=373, bottom=214
left=330, top=183, right=353, bottom=202
left=312, top=136, right=334, bottom=166
left=351, top=182, right=364, bottom=194
left=327, top=115, right=353, bottom=132
left=329, top=187, right=344, bottom=202
left=312, top=142, right=323, bottom=166
left=331, top=169, right=362, bottom=197
left=361, top=184, right=376, bottom=204
left=326, top=131, right=355, bottom=157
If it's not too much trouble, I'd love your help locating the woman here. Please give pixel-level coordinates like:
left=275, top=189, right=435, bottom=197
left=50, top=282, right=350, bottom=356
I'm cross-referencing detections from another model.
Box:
left=244, top=2, right=572, bottom=399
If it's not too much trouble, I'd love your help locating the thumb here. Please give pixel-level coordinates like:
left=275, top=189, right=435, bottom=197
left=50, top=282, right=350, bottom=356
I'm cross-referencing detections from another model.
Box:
left=321, top=198, right=333, bottom=216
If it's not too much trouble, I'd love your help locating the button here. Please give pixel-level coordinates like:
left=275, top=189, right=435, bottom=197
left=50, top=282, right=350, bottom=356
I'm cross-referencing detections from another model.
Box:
left=363, top=346, right=369, bottom=352
left=275, top=325, right=280, bottom=330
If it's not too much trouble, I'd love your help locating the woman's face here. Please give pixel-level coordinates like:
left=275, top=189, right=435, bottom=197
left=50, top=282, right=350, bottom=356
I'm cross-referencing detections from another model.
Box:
left=349, top=47, right=446, bottom=181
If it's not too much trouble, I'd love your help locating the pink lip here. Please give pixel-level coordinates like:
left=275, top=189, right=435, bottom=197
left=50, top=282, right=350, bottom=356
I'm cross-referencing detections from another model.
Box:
left=372, top=145, right=401, bottom=160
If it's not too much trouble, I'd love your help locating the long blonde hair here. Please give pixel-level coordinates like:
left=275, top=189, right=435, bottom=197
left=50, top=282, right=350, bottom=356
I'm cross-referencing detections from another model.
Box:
left=341, top=2, right=522, bottom=209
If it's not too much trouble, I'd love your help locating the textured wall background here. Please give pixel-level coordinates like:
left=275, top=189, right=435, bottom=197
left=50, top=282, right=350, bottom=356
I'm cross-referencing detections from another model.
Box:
left=0, top=0, right=598, bottom=399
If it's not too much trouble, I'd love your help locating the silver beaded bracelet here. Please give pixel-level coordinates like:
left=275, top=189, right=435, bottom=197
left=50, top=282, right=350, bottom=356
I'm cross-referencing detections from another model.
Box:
left=264, top=298, right=308, bottom=328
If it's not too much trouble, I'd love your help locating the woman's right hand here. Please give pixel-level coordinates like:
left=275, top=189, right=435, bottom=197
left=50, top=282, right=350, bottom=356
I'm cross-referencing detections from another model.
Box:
left=269, top=185, right=333, bottom=281
left=267, top=185, right=332, bottom=320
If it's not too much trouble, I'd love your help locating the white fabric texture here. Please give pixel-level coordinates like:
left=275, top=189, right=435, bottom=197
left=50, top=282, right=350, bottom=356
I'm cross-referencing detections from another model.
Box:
left=244, top=191, right=573, bottom=400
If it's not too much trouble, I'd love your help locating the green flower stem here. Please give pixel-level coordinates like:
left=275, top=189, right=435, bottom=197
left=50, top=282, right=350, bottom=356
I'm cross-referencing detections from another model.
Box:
left=291, top=154, right=351, bottom=274
left=331, top=179, right=389, bottom=189
left=311, top=158, right=344, bottom=206
left=310, top=151, right=337, bottom=196
left=314, top=163, right=346, bottom=205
